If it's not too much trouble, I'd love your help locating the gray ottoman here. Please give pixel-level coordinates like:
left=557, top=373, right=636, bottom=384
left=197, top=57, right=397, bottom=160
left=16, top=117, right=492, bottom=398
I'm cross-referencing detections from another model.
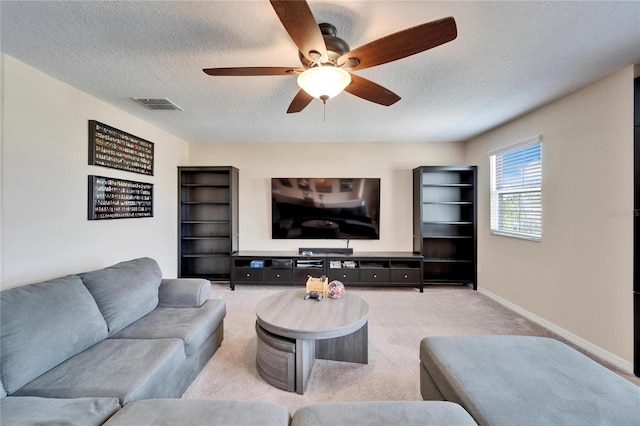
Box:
left=420, top=335, right=640, bottom=426
left=291, top=401, right=477, bottom=425
left=255, top=321, right=296, bottom=392
left=103, top=399, right=290, bottom=426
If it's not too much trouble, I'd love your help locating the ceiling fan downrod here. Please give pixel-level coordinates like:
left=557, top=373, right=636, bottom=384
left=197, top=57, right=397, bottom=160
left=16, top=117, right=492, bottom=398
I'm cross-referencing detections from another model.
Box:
left=299, top=23, right=350, bottom=69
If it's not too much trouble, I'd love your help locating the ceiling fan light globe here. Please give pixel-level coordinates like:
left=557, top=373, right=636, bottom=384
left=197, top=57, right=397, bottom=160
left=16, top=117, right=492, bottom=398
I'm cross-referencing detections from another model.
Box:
left=297, top=66, right=351, bottom=100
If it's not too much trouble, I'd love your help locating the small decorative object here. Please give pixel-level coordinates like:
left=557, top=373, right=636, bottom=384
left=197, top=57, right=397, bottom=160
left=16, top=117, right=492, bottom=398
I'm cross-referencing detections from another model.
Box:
left=306, top=275, right=328, bottom=299
left=304, top=292, right=323, bottom=301
left=327, top=280, right=345, bottom=299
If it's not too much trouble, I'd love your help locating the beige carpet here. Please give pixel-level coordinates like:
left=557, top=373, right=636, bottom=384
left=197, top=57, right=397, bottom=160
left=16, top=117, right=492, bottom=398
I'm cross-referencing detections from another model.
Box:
left=183, top=284, right=637, bottom=413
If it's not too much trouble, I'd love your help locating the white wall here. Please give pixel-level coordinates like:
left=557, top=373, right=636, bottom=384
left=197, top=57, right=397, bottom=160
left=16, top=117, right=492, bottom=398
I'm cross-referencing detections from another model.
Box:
left=465, top=66, right=635, bottom=370
left=188, top=141, right=466, bottom=252
left=0, top=55, right=190, bottom=289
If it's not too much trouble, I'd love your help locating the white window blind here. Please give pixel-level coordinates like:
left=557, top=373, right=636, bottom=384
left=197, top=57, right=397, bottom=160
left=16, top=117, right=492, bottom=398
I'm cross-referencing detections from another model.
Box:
left=489, top=136, right=542, bottom=241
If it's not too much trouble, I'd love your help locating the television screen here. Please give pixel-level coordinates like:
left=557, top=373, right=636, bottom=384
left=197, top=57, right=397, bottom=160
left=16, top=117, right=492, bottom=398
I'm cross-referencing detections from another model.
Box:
left=271, top=178, right=380, bottom=240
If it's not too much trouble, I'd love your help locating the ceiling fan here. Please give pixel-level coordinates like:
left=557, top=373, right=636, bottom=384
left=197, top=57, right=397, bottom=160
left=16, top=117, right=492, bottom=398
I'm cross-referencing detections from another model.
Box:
left=203, top=0, right=457, bottom=114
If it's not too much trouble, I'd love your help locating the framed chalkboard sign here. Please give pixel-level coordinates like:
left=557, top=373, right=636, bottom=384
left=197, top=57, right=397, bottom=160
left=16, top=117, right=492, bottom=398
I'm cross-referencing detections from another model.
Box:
left=88, top=175, right=153, bottom=220
left=89, top=120, right=154, bottom=176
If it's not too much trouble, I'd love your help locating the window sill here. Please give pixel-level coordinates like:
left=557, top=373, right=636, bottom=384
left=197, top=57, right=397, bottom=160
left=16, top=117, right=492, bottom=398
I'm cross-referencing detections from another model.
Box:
left=490, top=230, right=541, bottom=242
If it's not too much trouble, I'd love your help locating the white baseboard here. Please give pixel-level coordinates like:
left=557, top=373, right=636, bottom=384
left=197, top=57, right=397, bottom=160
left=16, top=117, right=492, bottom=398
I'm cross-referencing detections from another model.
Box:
left=478, top=287, right=634, bottom=374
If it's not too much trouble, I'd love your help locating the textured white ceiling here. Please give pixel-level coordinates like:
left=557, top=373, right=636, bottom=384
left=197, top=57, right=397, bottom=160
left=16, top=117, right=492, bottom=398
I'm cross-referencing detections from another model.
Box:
left=1, top=1, right=639, bottom=143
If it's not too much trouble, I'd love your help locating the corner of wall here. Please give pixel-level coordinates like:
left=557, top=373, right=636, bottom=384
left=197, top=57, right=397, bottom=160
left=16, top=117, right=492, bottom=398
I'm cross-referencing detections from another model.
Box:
left=0, top=53, right=6, bottom=285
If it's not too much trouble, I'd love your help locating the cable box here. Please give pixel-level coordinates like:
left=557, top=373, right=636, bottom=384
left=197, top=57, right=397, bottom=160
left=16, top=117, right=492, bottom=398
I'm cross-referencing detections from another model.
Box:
left=272, top=259, right=292, bottom=269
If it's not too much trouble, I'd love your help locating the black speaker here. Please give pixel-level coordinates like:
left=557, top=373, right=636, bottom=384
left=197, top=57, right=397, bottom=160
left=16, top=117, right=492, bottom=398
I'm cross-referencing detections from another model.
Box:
left=298, top=247, right=353, bottom=255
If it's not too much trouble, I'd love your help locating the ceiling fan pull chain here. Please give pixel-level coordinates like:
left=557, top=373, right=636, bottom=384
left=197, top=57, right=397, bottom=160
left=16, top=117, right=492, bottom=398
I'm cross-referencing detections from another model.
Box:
left=320, top=95, right=329, bottom=122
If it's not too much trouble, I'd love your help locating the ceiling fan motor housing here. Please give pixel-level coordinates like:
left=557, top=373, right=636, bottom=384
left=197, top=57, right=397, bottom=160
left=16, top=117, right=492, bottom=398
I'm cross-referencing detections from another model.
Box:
left=299, top=23, right=350, bottom=68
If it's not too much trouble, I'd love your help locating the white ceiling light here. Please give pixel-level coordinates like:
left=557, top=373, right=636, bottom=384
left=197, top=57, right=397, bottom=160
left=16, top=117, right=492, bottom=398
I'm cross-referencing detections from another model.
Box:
left=297, top=66, right=351, bottom=102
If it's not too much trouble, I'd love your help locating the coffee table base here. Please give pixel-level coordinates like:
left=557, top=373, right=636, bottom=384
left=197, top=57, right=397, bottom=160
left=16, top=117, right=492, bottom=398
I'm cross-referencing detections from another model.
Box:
left=257, top=322, right=368, bottom=394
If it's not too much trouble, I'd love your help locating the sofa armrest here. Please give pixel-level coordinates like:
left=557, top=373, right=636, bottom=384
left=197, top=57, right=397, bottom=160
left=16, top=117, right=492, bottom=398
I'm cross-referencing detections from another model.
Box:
left=158, top=278, right=211, bottom=308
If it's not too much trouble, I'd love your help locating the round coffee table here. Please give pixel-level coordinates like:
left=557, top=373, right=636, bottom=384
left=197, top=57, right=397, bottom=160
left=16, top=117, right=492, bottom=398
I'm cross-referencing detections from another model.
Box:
left=255, top=289, right=369, bottom=394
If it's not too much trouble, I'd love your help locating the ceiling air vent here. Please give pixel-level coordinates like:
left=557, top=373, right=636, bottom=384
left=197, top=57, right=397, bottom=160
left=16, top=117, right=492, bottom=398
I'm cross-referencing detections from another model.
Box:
left=133, top=98, right=183, bottom=111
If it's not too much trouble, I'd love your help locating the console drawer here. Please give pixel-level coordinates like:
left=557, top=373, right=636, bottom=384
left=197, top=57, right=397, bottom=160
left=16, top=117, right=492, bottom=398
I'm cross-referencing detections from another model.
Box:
left=360, top=269, right=390, bottom=283
left=266, top=268, right=293, bottom=282
left=390, top=268, right=421, bottom=283
left=328, top=268, right=359, bottom=283
left=233, top=267, right=264, bottom=282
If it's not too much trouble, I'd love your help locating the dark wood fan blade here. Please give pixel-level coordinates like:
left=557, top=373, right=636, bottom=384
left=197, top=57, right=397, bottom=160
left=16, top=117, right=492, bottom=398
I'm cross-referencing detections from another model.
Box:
left=270, top=0, right=327, bottom=63
left=338, top=17, right=457, bottom=71
left=287, top=89, right=314, bottom=113
left=344, top=74, right=401, bottom=106
left=203, top=67, right=301, bottom=76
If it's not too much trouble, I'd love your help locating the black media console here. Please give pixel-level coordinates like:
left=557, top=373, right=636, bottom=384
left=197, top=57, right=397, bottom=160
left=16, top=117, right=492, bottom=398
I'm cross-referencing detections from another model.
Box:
left=231, top=251, right=424, bottom=292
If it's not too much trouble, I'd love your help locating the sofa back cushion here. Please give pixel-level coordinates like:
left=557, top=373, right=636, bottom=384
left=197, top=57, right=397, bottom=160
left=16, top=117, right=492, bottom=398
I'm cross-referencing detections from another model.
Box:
left=79, top=257, right=162, bottom=335
left=0, top=275, right=108, bottom=394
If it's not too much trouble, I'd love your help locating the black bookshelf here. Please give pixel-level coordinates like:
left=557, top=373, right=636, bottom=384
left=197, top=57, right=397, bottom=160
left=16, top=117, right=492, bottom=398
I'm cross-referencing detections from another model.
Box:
left=413, top=166, right=477, bottom=289
left=178, top=167, right=238, bottom=281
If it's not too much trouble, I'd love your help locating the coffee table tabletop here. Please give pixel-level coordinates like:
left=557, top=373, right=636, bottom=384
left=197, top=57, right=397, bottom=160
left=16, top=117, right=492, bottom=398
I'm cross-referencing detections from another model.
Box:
left=256, top=289, right=369, bottom=340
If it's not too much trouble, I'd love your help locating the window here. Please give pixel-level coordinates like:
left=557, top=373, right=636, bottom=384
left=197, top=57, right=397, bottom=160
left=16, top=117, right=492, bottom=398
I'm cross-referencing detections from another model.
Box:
left=489, top=136, right=542, bottom=241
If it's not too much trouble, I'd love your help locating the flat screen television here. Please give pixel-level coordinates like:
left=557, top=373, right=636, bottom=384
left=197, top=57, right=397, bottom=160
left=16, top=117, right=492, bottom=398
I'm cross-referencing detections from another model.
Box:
left=271, top=178, right=380, bottom=240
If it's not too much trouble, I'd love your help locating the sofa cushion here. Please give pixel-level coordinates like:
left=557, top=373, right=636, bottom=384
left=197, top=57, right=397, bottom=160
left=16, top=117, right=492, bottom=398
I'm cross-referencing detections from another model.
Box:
left=80, top=257, right=162, bottom=335
left=0, top=275, right=108, bottom=394
left=420, top=335, right=640, bottom=426
left=104, top=399, right=291, bottom=426
left=291, top=401, right=477, bottom=426
left=14, top=338, right=185, bottom=405
left=110, top=299, right=225, bottom=356
left=0, top=396, right=120, bottom=426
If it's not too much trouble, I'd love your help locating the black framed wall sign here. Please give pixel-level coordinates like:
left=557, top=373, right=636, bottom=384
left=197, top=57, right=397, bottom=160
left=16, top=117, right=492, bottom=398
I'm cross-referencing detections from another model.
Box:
left=88, top=175, right=153, bottom=220
left=88, top=120, right=154, bottom=176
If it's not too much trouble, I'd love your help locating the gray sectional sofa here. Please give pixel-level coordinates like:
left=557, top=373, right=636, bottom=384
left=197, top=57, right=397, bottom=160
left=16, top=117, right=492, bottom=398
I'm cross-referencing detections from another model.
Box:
left=2, top=257, right=638, bottom=425
left=0, top=257, right=226, bottom=424
left=0, top=256, right=477, bottom=425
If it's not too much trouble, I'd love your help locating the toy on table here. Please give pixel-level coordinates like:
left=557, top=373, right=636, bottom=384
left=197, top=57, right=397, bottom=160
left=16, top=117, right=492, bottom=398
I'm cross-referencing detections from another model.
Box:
left=304, top=291, right=323, bottom=301
left=305, top=275, right=328, bottom=301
